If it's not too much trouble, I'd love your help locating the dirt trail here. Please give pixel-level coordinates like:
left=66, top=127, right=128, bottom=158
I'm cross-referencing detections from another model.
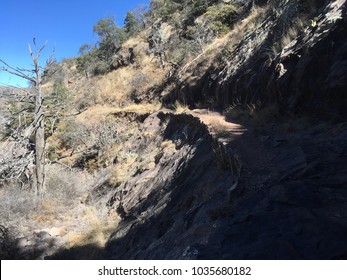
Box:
left=192, top=109, right=274, bottom=191
left=192, top=109, right=246, bottom=137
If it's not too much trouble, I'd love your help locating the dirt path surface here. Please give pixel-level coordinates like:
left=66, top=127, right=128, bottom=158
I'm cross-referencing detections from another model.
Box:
left=192, top=109, right=274, bottom=193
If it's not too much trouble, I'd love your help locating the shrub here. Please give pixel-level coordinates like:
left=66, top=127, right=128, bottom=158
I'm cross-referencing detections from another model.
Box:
left=124, top=12, right=141, bottom=37
left=43, top=60, right=66, bottom=84
left=92, top=60, right=111, bottom=76
left=76, top=49, right=98, bottom=76
left=150, top=0, right=182, bottom=21
left=205, top=4, right=238, bottom=34
left=76, top=49, right=113, bottom=77
left=129, top=72, right=148, bottom=89
left=56, top=120, right=88, bottom=150
left=45, top=165, right=90, bottom=203
left=0, top=187, right=37, bottom=232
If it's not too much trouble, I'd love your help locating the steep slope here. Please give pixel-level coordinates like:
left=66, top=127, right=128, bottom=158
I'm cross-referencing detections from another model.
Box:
left=1, top=0, right=347, bottom=260
left=161, top=0, right=347, bottom=119
left=104, top=113, right=347, bottom=259
left=100, top=0, right=347, bottom=259
left=103, top=112, right=240, bottom=259
left=47, top=109, right=347, bottom=259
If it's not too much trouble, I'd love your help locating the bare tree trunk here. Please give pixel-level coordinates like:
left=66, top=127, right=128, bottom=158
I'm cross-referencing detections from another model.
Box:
left=30, top=43, right=46, bottom=198
left=34, top=74, right=45, bottom=198
left=1, top=39, right=48, bottom=198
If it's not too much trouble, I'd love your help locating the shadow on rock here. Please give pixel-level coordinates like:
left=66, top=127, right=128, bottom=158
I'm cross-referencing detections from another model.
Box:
left=46, top=244, right=106, bottom=260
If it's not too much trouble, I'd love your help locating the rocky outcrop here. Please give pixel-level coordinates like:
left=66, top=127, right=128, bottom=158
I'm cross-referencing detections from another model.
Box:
left=84, top=112, right=239, bottom=259
left=111, top=48, right=135, bottom=70
left=267, top=0, right=347, bottom=117
left=164, top=0, right=347, bottom=119
left=3, top=0, right=347, bottom=261
left=100, top=112, right=347, bottom=259
left=197, top=123, right=347, bottom=259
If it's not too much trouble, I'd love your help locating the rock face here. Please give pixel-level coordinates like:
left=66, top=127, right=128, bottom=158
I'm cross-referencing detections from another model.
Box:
left=100, top=112, right=239, bottom=259
left=197, top=125, right=347, bottom=259
left=111, top=48, right=135, bottom=70
left=97, top=110, right=347, bottom=259
left=98, top=1, right=347, bottom=258
left=164, top=0, right=347, bottom=118
left=265, top=0, right=347, bottom=117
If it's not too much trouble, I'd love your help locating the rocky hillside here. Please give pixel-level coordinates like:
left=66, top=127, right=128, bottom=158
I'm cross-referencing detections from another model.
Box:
left=160, top=0, right=347, bottom=119
left=1, top=0, right=347, bottom=259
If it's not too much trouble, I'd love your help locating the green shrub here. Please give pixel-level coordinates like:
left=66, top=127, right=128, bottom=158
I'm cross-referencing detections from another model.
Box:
left=124, top=11, right=141, bottom=37
left=43, top=60, right=66, bottom=84
left=92, top=60, right=111, bottom=76
left=150, top=0, right=182, bottom=21
left=205, top=4, right=238, bottom=34
left=76, top=49, right=98, bottom=76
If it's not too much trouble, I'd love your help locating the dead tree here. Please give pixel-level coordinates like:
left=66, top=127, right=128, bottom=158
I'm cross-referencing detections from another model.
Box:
left=0, top=39, right=50, bottom=198
left=148, top=20, right=171, bottom=68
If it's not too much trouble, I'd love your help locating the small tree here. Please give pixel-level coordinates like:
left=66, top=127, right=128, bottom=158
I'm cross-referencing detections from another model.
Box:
left=93, top=17, right=126, bottom=51
left=0, top=39, right=50, bottom=198
left=131, top=4, right=149, bottom=29
left=78, top=44, right=92, bottom=55
left=124, top=11, right=141, bottom=37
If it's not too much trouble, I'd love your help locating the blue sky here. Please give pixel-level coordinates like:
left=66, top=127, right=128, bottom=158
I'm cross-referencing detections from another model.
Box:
left=0, top=0, right=149, bottom=87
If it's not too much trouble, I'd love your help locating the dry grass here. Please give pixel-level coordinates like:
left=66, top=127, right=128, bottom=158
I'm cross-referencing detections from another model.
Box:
left=251, top=104, right=280, bottom=127
left=111, top=151, right=138, bottom=183
left=278, top=17, right=306, bottom=52
left=75, top=102, right=161, bottom=127
left=0, top=165, right=93, bottom=236
left=69, top=34, right=169, bottom=110
left=49, top=203, right=117, bottom=259
left=209, top=119, right=232, bottom=137
left=178, top=5, right=268, bottom=80
left=116, top=103, right=162, bottom=113
left=174, top=102, right=190, bottom=114
left=225, top=102, right=280, bottom=127
left=0, top=187, right=37, bottom=233
left=74, top=105, right=119, bottom=126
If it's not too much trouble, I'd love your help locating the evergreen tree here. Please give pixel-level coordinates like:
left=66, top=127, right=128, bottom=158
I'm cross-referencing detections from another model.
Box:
left=124, top=12, right=140, bottom=36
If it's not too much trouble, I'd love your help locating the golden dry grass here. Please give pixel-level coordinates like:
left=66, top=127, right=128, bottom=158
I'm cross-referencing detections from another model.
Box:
left=193, top=110, right=246, bottom=137
left=179, top=5, right=268, bottom=80
left=118, top=103, right=162, bottom=113
left=110, top=151, right=138, bottom=183
left=67, top=34, right=169, bottom=109
left=62, top=205, right=117, bottom=258
left=173, top=102, right=190, bottom=114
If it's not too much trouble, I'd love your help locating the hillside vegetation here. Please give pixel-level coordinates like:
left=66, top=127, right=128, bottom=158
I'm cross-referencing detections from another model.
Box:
left=1, top=0, right=347, bottom=259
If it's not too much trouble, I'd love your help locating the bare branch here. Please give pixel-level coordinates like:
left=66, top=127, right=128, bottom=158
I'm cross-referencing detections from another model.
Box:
left=0, top=59, right=36, bottom=83
left=28, top=43, right=33, bottom=58
left=1, top=39, right=48, bottom=197
left=31, top=38, right=48, bottom=60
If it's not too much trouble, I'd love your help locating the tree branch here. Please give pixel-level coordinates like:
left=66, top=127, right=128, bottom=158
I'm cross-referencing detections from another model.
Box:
left=0, top=59, right=36, bottom=83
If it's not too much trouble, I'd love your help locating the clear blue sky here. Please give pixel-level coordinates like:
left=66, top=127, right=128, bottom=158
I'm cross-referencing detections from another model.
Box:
left=0, top=0, right=149, bottom=88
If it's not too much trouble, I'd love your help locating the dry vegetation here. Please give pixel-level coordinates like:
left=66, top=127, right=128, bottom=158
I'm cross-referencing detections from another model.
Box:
left=178, top=5, right=268, bottom=81
left=0, top=165, right=90, bottom=233
left=1, top=0, right=332, bottom=258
